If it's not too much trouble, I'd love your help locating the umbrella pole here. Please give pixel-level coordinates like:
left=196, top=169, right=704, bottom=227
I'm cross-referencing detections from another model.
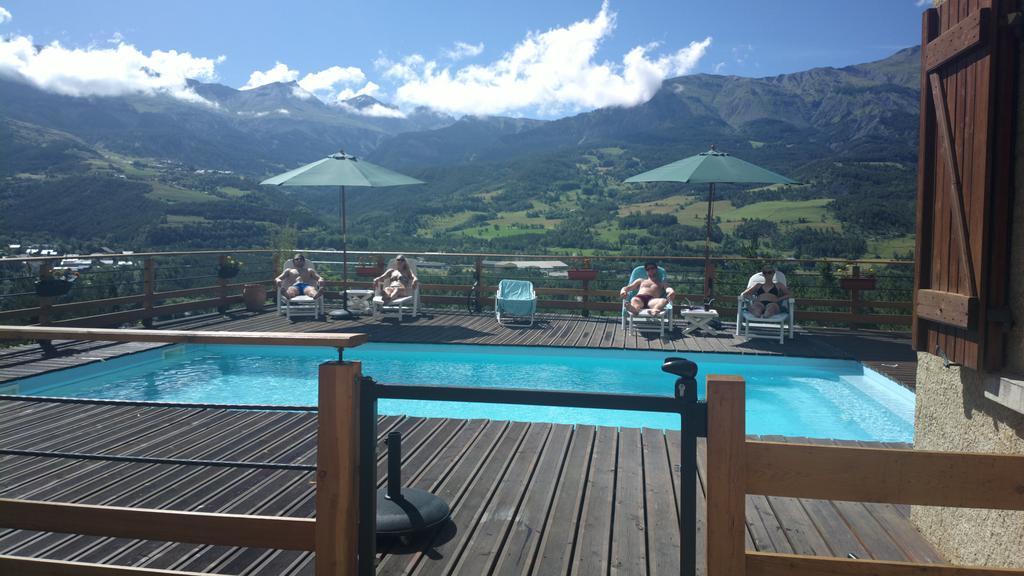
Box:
left=704, top=183, right=715, bottom=300
left=341, top=185, right=350, bottom=312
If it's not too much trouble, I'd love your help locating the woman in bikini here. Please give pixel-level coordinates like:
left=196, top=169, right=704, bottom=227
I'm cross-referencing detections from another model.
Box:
left=741, top=265, right=790, bottom=318
left=373, top=255, right=418, bottom=303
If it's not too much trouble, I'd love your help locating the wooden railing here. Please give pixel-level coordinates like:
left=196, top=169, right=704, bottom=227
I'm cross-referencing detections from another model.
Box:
left=0, top=326, right=368, bottom=576
left=704, top=376, right=1024, bottom=576
left=0, top=250, right=915, bottom=330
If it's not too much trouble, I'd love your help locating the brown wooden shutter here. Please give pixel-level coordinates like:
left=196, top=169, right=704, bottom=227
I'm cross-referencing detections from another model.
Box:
left=913, top=0, right=1019, bottom=371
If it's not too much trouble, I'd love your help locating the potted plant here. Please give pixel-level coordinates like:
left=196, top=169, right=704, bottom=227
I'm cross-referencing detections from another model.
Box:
left=568, top=257, right=598, bottom=281
left=35, top=268, right=79, bottom=297
left=837, top=265, right=877, bottom=290
left=356, top=258, right=384, bottom=277
left=217, top=256, right=243, bottom=279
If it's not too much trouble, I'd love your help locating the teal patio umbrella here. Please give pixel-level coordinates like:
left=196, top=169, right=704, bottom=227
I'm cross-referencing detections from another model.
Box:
left=262, top=151, right=424, bottom=317
left=624, top=146, right=797, bottom=297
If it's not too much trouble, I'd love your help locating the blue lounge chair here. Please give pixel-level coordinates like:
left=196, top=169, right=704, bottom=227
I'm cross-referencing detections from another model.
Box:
left=621, top=265, right=674, bottom=337
left=495, top=279, right=536, bottom=326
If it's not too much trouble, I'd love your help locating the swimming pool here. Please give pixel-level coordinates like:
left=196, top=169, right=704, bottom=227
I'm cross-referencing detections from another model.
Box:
left=5, top=343, right=915, bottom=441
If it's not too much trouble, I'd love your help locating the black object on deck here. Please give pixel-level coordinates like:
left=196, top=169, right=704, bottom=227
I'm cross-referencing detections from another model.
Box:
left=663, top=356, right=705, bottom=576
left=376, top=431, right=451, bottom=537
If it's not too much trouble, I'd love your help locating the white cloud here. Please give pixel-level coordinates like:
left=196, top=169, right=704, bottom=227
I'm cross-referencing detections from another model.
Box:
left=241, top=61, right=298, bottom=90
left=295, top=65, right=371, bottom=102
left=443, top=41, right=484, bottom=61
left=0, top=6, right=11, bottom=24
left=299, top=65, right=365, bottom=93
left=915, top=0, right=932, bottom=6
left=713, top=62, right=726, bottom=74
left=385, top=1, right=711, bottom=116
left=338, top=101, right=406, bottom=118
left=0, top=34, right=223, bottom=103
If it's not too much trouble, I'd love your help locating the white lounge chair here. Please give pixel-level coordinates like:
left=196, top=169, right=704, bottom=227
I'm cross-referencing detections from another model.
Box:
left=277, top=258, right=324, bottom=320
left=372, top=257, right=420, bottom=322
left=621, top=265, right=674, bottom=338
left=736, top=271, right=795, bottom=343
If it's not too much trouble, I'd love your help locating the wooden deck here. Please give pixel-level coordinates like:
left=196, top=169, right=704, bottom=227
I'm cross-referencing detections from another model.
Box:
left=0, top=397, right=943, bottom=575
left=0, top=308, right=933, bottom=574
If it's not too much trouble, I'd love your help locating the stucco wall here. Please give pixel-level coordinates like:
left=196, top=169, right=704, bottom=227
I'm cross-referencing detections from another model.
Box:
left=910, top=45, right=1024, bottom=568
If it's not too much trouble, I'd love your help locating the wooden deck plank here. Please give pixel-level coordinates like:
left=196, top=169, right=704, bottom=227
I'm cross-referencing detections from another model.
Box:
left=642, top=428, right=679, bottom=576
left=571, top=425, right=617, bottom=575
left=611, top=427, right=647, bottom=575
left=450, top=424, right=552, bottom=575
left=490, top=424, right=573, bottom=575
left=532, top=424, right=596, bottom=575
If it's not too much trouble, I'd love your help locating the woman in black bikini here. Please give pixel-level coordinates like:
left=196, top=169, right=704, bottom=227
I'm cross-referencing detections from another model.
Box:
left=741, top=266, right=790, bottom=318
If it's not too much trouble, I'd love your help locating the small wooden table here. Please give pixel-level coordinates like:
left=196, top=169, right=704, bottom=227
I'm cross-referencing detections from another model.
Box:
left=678, top=308, right=719, bottom=335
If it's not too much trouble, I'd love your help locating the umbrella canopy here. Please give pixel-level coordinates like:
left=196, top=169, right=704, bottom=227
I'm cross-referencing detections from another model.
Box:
left=261, top=151, right=424, bottom=316
left=261, top=151, right=424, bottom=188
left=624, top=148, right=797, bottom=185
left=624, top=147, right=797, bottom=298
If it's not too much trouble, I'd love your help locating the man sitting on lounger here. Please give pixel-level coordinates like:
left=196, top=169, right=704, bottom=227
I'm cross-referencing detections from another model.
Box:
left=275, top=253, right=323, bottom=299
left=620, top=261, right=675, bottom=315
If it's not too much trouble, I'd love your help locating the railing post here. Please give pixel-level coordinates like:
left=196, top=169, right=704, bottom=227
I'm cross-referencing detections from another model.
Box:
left=142, top=257, right=155, bottom=328
left=706, top=375, right=746, bottom=576
left=850, top=265, right=861, bottom=331
left=316, top=360, right=363, bottom=576
left=36, top=263, right=53, bottom=325
left=217, top=254, right=228, bottom=314
left=474, top=257, right=484, bottom=311
left=704, top=259, right=716, bottom=300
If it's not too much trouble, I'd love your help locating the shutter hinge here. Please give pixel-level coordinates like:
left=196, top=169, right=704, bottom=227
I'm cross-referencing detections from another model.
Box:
left=1007, top=12, right=1023, bottom=41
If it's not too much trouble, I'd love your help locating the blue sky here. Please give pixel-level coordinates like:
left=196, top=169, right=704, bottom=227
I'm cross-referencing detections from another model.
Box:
left=0, top=0, right=928, bottom=118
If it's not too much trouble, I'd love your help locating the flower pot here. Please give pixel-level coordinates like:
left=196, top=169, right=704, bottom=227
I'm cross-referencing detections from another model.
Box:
left=568, top=269, right=598, bottom=281
left=243, top=284, right=267, bottom=311
left=356, top=266, right=383, bottom=277
left=217, top=268, right=240, bottom=279
left=839, top=277, right=876, bottom=291
left=35, top=279, right=73, bottom=297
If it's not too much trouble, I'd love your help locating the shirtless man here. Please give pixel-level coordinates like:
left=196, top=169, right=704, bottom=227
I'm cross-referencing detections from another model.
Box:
left=275, top=253, right=323, bottom=299
left=620, top=261, right=675, bottom=315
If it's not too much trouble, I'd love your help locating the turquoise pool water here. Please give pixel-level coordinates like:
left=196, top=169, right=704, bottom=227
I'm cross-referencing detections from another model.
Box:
left=6, top=343, right=915, bottom=441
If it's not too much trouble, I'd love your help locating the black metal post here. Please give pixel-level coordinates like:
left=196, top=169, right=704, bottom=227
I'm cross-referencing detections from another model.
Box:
left=387, top=432, right=402, bottom=499
left=678, top=376, right=698, bottom=576
left=357, top=375, right=377, bottom=576
left=663, top=356, right=702, bottom=576
left=341, top=185, right=350, bottom=313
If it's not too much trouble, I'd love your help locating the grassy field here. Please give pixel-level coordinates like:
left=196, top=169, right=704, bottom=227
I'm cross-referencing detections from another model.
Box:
left=165, top=215, right=210, bottom=224
left=147, top=182, right=221, bottom=203
left=867, top=234, right=916, bottom=258
left=216, top=186, right=249, bottom=198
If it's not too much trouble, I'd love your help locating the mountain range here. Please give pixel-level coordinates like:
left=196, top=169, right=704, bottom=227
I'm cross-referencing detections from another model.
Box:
left=0, top=46, right=922, bottom=257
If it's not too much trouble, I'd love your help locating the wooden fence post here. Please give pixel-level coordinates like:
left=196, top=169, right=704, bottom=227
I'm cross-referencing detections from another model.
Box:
left=217, top=255, right=228, bottom=313
left=316, top=360, right=362, bottom=576
left=850, top=265, right=861, bottom=331
left=142, top=257, right=155, bottom=327
left=704, top=260, right=717, bottom=300
left=706, top=375, right=746, bottom=576
left=36, top=263, right=52, bottom=325
left=474, top=257, right=485, bottom=311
